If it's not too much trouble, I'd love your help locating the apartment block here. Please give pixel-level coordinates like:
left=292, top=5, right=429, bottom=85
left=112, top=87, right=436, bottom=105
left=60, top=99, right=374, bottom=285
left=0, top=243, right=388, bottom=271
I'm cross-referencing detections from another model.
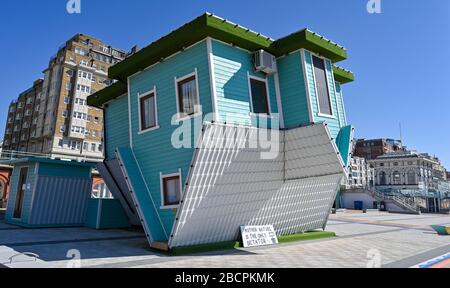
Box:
left=3, top=79, right=44, bottom=153
left=2, top=34, right=127, bottom=161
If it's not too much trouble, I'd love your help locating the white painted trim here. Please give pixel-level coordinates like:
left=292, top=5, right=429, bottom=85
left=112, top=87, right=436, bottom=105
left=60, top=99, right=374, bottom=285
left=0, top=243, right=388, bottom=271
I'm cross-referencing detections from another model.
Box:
left=11, top=165, right=30, bottom=221
left=273, top=72, right=285, bottom=128
left=300, top=49, right=315, bottom=123
left=138, top=125, right=160, bottom=135
left=318, top=113, right=337, bottom=119
left=336, top=82, right=348, bottom=125
left=160, top=169, right=182, bottom=209
left=137, top=86, right=159, bottom=134
left=28, top=164, right=39, bottom=221
left=127, top=77, right=133, bottom=149
left=309, top=51, right=335, bottom=118
left=328, top=61, right=342, bottom=128
left=174, top=69, right=202, bottom=121
left=247, top=72, right=272, bottom=115
left=206, top=37, right=219, bottom=122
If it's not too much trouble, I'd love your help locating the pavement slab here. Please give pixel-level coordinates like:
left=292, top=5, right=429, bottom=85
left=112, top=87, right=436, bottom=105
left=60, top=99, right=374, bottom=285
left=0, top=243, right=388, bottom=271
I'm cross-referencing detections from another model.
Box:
left=0, top=211, right=448, bottom=268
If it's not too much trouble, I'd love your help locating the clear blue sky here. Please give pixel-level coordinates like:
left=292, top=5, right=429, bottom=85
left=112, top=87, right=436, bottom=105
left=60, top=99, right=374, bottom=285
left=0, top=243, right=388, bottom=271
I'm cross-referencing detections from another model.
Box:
left=0, top=0, right=449, bottom=167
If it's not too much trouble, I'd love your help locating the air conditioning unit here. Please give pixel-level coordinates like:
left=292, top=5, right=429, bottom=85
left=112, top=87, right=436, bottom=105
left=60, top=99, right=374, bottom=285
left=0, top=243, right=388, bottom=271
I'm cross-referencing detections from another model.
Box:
left=253, top=50, right=277, bottom=75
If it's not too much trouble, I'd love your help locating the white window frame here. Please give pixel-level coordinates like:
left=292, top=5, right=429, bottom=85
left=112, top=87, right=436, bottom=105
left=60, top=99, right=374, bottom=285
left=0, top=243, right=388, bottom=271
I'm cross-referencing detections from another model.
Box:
left=174, top=69, right=201, bottom=121
left=309, top=52, right=336, bottom=119
left=160, top=170, right=183, bottom=209
left=247, top=73, right=272, bottom=117
left=137, top=86, right=160, bottom=134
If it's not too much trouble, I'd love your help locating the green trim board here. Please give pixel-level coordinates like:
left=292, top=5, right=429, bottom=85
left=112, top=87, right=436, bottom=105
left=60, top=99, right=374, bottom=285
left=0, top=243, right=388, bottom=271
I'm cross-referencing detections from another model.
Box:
left=273, top=29, right=347, bottom=62
left=333, top=66, right=355, bottom=84
left=87, top=81, right=127, bottom=108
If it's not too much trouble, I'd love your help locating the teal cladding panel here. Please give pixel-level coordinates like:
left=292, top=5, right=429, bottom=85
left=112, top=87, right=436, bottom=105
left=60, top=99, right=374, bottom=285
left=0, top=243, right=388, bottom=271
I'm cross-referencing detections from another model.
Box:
left=85, top=198, right=130, bottom=229
left=277, top=51, right=310, bottom=128
left=336, top=125, right=354, bottom=166
left=5, top=163, right=37, bottom=225
left=212, top=40, right=278, bottom=125
left=127, top=40, right=212, bottom=235
left=85, top=199, right=99, bottom=228
left=38, top=162, right=91, bottom=178
left=117, top=147, right=167, bottom=241
left=304, top=50, right=342, bottom=139
left=105, top=94, right=129, bottom=160
left=97, top=199, right=130, bottom=229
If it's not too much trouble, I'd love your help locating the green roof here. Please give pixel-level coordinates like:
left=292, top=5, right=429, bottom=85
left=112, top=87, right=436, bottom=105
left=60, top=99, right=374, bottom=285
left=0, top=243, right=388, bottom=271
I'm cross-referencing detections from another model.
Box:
left=89, top=13, right=354, bottom=107
left=333, top=66, right=355, bottom=84
left=87, top=81, right=127, bottom=107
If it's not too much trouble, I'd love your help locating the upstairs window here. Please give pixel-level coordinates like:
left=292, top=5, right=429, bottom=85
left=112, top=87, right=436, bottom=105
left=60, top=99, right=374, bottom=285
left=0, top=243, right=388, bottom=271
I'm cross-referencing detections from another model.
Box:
left=176, top=71, right=199, bottom=117
left=249, top=76, right=270, bottom=115
left=161, top=173, right=182, bottom=208
left=312, top=55, right=332, bottom=116
left=139, top=91, right=158, bottom=132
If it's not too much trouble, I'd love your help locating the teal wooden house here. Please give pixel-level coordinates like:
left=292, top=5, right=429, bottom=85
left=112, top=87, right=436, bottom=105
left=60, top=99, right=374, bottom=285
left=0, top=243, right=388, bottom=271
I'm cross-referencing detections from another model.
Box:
left=88, top=13, right=355, bottom=250
left=5, top=158, right=96, bottom=228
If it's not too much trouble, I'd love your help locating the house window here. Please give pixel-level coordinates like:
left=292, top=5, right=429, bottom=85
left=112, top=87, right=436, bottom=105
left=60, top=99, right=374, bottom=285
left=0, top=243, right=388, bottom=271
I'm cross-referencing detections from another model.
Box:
left=249, top=77, right=270, bottom=115
left=161, top=173, right=182, bottom=208
left=139, top=91, right=158, bottom=132
left=312, top=55, right=332, bottom=116
left=176, top=71, right=199, bottom=117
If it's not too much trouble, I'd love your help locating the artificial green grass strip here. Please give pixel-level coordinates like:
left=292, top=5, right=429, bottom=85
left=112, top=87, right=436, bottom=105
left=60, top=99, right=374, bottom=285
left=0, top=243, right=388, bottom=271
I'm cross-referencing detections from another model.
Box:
left=171, top=241, right=241, bottom=256
left=170, top=231, right=335, bottom=255
left=278, top=230, right=336, bottom=244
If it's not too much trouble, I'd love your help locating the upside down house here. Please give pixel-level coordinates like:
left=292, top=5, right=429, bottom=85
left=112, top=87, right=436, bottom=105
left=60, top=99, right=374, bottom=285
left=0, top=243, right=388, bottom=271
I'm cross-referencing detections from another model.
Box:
left=88, top=13, right=355, bottom=250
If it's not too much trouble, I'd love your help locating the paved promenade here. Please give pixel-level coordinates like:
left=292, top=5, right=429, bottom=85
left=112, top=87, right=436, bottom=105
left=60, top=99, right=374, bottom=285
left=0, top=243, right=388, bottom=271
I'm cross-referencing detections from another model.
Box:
left=0, top=212, right=449, bottom=268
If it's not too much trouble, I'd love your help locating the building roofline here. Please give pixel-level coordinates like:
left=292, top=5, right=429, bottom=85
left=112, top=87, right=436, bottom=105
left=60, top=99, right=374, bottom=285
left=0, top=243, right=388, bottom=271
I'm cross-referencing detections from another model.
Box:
left=89, top=13, right=353, bottom=107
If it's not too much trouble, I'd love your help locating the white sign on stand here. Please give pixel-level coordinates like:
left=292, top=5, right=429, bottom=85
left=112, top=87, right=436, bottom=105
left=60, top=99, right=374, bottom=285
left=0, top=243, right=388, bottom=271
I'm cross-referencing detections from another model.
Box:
left=240, top=225, right=278, bottom=248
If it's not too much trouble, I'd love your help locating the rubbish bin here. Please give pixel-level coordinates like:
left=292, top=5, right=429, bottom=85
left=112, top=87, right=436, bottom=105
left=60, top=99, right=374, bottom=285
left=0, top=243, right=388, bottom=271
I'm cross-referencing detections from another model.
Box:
left=354, top=201, right=364, bottom=210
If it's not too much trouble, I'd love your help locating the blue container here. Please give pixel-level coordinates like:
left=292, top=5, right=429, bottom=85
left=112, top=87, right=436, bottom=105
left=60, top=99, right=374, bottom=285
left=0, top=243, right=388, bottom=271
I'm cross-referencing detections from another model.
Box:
left=354, top=201, right=364, bottom=210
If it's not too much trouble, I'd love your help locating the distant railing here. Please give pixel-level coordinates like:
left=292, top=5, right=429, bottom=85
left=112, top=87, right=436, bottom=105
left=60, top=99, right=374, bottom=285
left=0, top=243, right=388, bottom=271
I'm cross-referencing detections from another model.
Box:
left=373, top=190, right=420, bottom=212
left=0, top=150, right=53, bottom=161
